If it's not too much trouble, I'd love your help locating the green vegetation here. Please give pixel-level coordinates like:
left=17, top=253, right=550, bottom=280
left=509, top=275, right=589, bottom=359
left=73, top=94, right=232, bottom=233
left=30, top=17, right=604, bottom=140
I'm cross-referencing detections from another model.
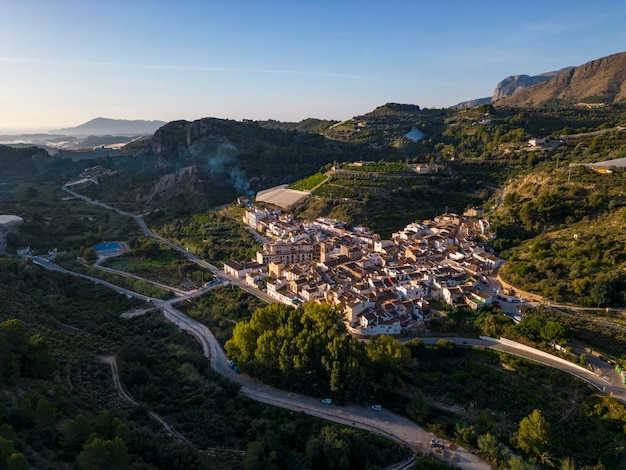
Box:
left=343, top=161, right=411, bottom=173
left=177, top=286, right=267, bottom=344
left=2, top=182, right=136, bottom=255
left=288, top=171, right=327, bottom=190
left=102, top=237, right=210, bottom=287
left=225, top=301, right=626, bottom=469
left=57, top=256, right=173, bottom=300
left=0, top=258, right=407, bottom=469
left=153, top=208, right=260, bottom=266
left=255, top=117, right=339, bottom=134
left=494, top=165, right=626, bottom=306
left=5, top=100, right=626, bottom=468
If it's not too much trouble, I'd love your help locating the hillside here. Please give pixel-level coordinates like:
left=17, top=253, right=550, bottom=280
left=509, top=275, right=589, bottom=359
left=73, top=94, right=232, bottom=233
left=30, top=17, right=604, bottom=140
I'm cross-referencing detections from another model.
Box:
left=323, top=103, right=447, bottom=150
left=65, top=117, right=376, bottom=214
left=495, top=51, right=626, bottom=107
left=451, top=68, right=573, bottom=109
left=491, top=68, right=573, bottom=101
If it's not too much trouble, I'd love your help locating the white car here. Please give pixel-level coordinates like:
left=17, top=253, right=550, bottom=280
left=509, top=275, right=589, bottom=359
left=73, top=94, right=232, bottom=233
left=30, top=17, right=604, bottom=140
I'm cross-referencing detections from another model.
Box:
left=322, top=398, right=332, bottom=405
left=371, top=404, right=382, bottom=411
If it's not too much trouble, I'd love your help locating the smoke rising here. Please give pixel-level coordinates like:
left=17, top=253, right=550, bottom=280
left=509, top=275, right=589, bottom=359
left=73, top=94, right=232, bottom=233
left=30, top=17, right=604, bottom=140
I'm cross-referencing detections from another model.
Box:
left=204, top=143, right=251, bottom=195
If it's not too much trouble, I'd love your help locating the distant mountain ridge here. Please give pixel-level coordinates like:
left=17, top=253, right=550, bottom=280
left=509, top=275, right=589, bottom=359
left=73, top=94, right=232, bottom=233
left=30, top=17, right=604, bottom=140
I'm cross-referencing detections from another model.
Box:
left=51, top=117, right=166, bottom=136
left=495, top=51, right=626, bottom=107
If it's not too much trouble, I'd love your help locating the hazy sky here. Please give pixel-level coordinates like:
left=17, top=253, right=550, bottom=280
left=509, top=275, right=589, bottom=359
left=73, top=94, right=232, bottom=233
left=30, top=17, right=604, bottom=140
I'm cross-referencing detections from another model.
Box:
left=1, top=0, right=624, bottom=131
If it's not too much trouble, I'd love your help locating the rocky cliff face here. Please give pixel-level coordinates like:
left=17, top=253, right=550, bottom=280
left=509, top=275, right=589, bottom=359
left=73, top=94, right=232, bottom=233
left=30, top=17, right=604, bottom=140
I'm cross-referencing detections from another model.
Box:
left=495, top=52, right=626, bottom=107
left=492, top=69, right=572, bottom=101
left=450, top=68, right=573, bottom=109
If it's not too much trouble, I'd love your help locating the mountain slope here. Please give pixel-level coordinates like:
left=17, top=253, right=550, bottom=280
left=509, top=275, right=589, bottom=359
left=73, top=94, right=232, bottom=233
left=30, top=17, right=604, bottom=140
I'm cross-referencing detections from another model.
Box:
left=52, top=117, right=166, bottom=136
left=495, top=51, right=626, bottom=107
left=451, top=68, right=573, bottom=108
left=491, top=68, right=573, bottom=101
left=450, top=97, right=491, bottom=109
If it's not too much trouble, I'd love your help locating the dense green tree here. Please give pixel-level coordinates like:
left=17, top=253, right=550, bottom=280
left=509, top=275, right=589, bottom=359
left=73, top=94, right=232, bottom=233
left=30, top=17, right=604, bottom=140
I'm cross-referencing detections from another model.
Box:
left=323, top=335, right=367, bottom=403
left=83, top=247, right=98, bottom=262
left=6, top=453, right=28, bottom=470
left=0, top=437, right=17, bottom=470
left=406, top=392, right=430, bottom=422
left=476, top=432, right=503, bottom=464
left=244, top=430, right=302, bottom=470
left=365, top=334, right=413, bottom=388
left=226, top=302, right=368, bottom=396
left=76, top=436, right=131, bottom=470
left=507, top=456, right=537, bottom=470
left=60, top=414, right=93, bottom=451
left=23, top=334, right=54, bottom=379
left=306, top=427, right=350, bottom=470
left=516, top=409, right=551, bottom=459
left=454, top=421, right=477, bottom=448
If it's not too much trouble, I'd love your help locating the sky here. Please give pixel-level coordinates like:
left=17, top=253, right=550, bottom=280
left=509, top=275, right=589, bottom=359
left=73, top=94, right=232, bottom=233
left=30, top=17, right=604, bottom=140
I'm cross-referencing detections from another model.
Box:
left=1, top=0, right=625, bottom=132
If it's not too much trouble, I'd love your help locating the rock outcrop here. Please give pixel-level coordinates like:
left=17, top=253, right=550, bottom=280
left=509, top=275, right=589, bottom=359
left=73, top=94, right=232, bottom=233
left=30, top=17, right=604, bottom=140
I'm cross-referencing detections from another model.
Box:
left=495, top=52, right=626, bottom=107
left=491, top=68, right=573, bottom=101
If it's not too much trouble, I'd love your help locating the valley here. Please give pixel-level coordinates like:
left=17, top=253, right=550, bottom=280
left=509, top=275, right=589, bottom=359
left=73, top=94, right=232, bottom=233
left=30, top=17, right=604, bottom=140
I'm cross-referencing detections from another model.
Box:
left=3, top=53, right=626, bottom=469
left=23, top=182, right=626, bottom=470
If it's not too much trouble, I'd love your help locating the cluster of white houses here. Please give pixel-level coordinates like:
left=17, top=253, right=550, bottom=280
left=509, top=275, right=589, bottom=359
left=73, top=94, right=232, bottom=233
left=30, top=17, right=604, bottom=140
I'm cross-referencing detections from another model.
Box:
left=224, top=207, right=503, bottom=336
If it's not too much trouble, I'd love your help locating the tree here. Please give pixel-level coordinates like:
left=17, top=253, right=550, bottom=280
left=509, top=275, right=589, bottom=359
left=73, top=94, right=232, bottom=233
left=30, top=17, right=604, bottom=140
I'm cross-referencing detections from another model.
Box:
left=507, top=456, right=537, bottom=470
left=454, top=422, right=476, bottom=448
left=516, top=409, right=551, bottom=459
left=406, top=392, right=430, bottom=422
left=435, top=338, right=455, bottom=351
left=560, top=457, right=577, bottom=470
left=589, top=280, right=609, bottom=308
left=365, top=334, right=413, bottom=389
left=540, top=321, right=568, bottom=343
left=477, top=432, right=502, bottom=464
left=76, top=436, right=131, bottom=470
left=323, top=336, right=367, bottom=403
left=83, top=247, right=98, bottom=263
left=305, top=427, right=350, bottom=470
left=6, top=453, right=28, bottom=470
left=0, top=437, right=17, bottom=470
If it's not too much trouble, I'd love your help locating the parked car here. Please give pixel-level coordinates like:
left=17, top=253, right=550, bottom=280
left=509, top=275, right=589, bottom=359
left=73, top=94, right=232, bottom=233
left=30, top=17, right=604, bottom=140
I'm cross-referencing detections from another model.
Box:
left=228, top=360, right=240, bottom=374
left=322, top=398, right=332, bottom=405
left=371, top=404, right=382, bottom=411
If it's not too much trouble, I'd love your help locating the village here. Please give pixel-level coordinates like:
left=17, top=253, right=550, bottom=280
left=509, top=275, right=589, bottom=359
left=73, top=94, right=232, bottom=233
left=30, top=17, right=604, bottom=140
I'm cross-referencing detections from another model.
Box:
left=224, top=203, right=504, bottom=336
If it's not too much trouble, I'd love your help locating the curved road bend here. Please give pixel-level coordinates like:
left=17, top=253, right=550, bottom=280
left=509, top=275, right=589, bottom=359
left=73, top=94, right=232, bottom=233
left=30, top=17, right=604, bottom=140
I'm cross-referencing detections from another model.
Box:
left=419, top=338, right=626, bottom=405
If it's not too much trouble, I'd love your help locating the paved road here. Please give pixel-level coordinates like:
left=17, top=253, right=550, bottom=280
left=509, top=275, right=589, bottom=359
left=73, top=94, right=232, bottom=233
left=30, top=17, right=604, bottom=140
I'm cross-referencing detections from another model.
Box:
left=32, top=256, right=155, bottom=303
left=419, top=337, right=626, bottom=404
